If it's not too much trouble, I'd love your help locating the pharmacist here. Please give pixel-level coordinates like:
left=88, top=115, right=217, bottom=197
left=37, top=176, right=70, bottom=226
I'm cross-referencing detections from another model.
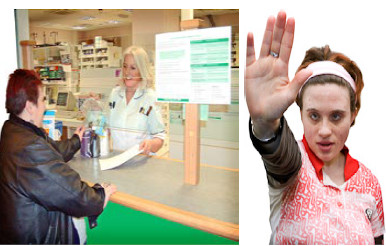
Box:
left=109, top=46, right=165, bottom=154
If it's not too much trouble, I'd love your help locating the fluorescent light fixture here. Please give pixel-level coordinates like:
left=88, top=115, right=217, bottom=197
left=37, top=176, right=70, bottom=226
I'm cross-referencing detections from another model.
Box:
left=108, top=20, right=121, bottom=24
left=72, top=25, right=87, bottom=30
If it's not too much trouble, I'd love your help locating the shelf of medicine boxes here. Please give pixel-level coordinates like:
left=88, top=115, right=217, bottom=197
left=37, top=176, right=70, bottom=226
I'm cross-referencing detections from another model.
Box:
left=78, top=44, right=122, bottom=70
left=231, top=37, right=239, bottom=67
left=33, top=45, right=79, bottom=86
left=35, top=64, right=78, bottom=87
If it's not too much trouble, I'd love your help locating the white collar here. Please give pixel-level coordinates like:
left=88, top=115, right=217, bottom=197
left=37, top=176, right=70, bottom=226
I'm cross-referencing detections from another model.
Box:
left=322, top=169, right=346, bottom=190
left=118, top=87, right=145, bottom=100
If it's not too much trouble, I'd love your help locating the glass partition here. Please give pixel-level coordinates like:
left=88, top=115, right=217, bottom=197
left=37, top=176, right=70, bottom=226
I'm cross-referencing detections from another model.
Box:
left=18, top=8, right=239, bottom=170
left=15, top=9, right=240, bottom=242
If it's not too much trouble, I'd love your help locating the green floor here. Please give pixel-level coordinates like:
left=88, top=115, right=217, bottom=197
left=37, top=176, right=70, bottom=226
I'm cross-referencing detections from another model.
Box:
left=86, top=202, right=238, bottom=245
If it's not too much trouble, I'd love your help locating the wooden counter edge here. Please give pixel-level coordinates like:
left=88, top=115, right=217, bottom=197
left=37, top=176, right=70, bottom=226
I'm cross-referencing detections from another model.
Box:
left=110, top=191, right=239, bottom=241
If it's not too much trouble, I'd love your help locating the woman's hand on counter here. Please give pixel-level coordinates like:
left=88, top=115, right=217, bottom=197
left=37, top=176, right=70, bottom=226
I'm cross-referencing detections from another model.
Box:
left=139, top=138, right=163, bottom=155
left=140, top=139, right=153, bottom=155
left=74, top=126, right=86, bottom=141
left=101, top=182, right=117, bottom=208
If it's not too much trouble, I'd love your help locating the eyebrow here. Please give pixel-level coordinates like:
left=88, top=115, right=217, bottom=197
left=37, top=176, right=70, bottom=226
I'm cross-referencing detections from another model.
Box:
left=306, top=108, right=347, bottom=114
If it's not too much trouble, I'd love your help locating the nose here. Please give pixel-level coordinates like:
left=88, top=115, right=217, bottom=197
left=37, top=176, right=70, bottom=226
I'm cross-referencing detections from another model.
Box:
left=123, top=66, right=131, bottom=73
left=318, top=119, right=332, bottom=137
left=123, top=71, right=133, bottom=78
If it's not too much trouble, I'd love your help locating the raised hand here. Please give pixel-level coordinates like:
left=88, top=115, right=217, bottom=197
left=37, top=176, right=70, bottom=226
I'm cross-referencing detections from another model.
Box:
left=245, top=11, right=312, bottom=139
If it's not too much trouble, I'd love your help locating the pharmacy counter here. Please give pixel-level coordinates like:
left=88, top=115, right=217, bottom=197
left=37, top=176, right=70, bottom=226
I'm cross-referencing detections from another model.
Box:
left=56, top=117, right=83, bottom=128
left=68, top=153, right=239, bottom=241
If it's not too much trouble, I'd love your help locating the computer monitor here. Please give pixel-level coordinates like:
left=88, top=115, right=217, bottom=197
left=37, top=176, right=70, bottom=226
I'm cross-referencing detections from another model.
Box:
left=56, top=91, right=76, bottom=111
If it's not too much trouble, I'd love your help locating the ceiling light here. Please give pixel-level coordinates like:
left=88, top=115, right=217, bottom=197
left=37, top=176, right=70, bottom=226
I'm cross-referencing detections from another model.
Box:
left=72, top=25, right=86, bottom=30
left=108, top=20, right=121, bottom=24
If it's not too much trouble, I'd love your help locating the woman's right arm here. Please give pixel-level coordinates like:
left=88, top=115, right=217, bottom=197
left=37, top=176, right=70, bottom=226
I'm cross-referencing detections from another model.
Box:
left=19, top=138, right=116, bottom=218
left=245, top=11, right=311, bottom=138
left=245, top=11, right=312, bottom=187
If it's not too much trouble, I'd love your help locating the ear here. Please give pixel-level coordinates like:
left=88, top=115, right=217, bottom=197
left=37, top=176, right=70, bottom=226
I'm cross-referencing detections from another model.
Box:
left=351, top=108, right=358, bottom=125
left=25, top=100, right=36, bottom=116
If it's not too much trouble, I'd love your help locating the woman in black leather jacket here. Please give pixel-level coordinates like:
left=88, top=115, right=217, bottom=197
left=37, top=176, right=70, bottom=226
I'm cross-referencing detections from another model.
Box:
left=0, top=69, right=117, bottom=244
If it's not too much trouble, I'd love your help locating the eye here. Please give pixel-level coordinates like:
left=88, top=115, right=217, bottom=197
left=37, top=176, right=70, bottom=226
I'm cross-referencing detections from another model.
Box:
left=330, top=112, right=342, bottom=121
left=43, top=96, right=47, bottom=102
left=130, top=65, right=137, bottom=70
left=309, top=112, right=319, bottom=121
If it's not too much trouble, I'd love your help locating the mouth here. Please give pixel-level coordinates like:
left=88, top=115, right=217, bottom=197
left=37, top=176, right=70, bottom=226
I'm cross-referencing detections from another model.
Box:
left=317, top=141, right=334, bottom=152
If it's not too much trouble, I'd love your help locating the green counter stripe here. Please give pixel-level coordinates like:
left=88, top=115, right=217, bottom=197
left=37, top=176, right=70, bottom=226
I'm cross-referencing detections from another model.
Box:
left=86, top=202, right=238, bottom=245
left=191, top=38, right=229, bottom=44
left=191, top=63, right=229, bottom=68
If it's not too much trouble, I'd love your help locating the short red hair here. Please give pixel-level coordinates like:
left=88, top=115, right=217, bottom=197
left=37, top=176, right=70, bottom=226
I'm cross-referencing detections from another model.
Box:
left=6, top=69, right=43, bottom=115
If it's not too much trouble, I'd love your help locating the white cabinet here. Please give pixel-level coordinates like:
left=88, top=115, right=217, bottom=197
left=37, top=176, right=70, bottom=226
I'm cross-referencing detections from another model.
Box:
left=78, top=44, right=122, bottom=70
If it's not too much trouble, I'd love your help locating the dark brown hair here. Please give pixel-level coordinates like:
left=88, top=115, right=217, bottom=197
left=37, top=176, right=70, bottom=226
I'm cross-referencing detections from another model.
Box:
left=296, top=45, right=364, bottom=125
left=6, top=69, right=42, bottom=115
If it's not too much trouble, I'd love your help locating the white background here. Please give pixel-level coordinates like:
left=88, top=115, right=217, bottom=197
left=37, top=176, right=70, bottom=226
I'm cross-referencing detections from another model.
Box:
left=0, top=8, right=17, bottom=125
left=240, top=1, right=386, bottom=245
left=1, top=2, right=386, bottom=245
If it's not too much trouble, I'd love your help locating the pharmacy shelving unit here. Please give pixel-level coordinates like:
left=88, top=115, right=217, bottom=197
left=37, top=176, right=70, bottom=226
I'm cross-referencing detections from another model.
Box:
left=78, top=44, right=122, bottom=70
left=33, top=45, right=79, bottom=109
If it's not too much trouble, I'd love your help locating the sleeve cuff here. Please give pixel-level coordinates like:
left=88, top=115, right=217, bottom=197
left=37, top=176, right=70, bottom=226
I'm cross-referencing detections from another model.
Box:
left=249, top=116, right=284, bottom=155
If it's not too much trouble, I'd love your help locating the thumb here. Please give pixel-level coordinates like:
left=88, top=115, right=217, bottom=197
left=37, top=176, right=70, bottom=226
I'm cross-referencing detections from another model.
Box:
left=139, top=141, right=146, bottom=150
left=288, top=68, right=313, bottom=97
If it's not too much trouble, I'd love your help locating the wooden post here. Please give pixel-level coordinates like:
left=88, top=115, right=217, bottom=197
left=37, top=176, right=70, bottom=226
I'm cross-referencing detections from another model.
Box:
left=19, top=40, right=36, bottom=69
left=181, top=10, right=204, bottom=185
left=184, top=104, right=201, bottom=185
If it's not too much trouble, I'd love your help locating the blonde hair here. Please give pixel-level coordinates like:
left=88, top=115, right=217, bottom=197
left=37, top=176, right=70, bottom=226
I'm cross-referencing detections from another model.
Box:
left=122, top=46, right=154, bottom=89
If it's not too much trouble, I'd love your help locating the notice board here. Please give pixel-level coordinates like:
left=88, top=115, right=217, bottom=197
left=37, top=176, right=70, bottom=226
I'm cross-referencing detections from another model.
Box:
left=155, top=26, right=231, bottom=105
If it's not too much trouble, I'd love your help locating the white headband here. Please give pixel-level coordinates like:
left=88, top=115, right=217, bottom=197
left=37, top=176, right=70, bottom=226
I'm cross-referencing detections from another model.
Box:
left=300, top=61, right=356, bottom=93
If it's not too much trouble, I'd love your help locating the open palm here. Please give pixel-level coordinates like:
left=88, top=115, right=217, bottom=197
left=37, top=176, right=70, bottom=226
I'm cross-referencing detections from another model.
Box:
left=245, top=11, right=311, bottom=129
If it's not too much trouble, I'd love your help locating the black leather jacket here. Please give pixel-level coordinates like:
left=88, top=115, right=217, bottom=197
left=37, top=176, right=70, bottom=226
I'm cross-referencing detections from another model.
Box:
left=0, top=115, right=105, bottom=244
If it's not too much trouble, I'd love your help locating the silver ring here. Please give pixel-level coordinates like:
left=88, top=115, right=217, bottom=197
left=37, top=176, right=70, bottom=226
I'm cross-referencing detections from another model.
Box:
left=270, top=51, right=279, bottom=58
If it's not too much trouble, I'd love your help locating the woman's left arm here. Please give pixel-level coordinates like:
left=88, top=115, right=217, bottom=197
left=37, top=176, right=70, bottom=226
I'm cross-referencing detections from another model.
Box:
left=374, top=235, right=383, bottom=245
left=140, top=101, right=165, bottom=155
left=372, top=177, right=385, bottom=245
left=49, top=126, right=85, bottom=162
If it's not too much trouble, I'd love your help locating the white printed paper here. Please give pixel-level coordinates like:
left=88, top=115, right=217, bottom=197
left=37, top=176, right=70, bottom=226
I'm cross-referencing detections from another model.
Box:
left=155, top=26, right=231, bottom=104
left=99, top=144, right=143, bottom=171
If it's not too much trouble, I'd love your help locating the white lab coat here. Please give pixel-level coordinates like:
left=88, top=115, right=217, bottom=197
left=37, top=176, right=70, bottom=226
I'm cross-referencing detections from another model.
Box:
left=108, top=86, right=165, bottom=151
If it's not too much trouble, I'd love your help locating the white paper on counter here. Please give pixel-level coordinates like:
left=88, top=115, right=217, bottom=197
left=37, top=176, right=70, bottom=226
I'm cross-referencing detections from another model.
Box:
left=99, top=144, right=143, bottom=171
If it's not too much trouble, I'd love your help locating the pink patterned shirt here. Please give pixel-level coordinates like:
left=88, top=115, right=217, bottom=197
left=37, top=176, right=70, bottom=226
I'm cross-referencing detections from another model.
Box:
left=269, top=140, right=385, bottom=244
